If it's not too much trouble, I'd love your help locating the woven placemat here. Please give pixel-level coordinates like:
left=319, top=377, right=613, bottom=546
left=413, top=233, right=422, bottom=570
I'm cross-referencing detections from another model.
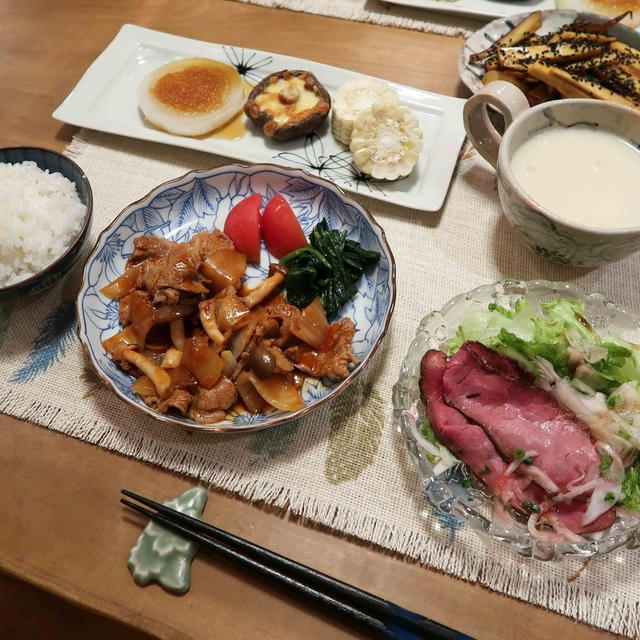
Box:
left=229, top=0, right=484, bottom=37
left=1, top=130, right=639, bottom=637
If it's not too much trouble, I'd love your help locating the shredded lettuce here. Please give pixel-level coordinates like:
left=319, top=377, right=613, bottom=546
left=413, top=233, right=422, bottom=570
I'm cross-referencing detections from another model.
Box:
left=446, top=298, right=640, bottom=391
left=421, top=418, right=439, bottom=446
left=618, top=458, right=640, bottom=511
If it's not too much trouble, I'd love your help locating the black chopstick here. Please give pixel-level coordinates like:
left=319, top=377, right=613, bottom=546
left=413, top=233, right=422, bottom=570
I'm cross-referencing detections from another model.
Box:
left=122, top=490, right=475, bottom=640
left=122, top=497, right=399, bottom=639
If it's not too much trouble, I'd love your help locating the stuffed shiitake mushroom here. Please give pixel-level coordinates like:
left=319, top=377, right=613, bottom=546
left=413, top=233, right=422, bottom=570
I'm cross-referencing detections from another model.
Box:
left=244, top=70, right=331, bottom=141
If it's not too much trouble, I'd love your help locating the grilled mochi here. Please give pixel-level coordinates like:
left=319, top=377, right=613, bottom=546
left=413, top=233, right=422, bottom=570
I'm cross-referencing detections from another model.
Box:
left=138, top=58, right=245, bottom=136
left=244, top=70, right=331, bottom=141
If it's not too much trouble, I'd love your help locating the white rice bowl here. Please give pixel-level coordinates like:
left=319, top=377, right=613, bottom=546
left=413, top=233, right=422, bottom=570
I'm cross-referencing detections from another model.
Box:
left=0, top=161, right=85, bottom=287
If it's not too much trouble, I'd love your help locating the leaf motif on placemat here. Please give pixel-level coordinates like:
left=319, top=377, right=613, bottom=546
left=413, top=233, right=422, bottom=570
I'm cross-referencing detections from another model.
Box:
left=9, top=299, right=76, bottom=384
left=324, top=382, right=384, bottom=485
left=246, top=419, right=300, bottom=460
left=79, top=363, right=104, bottom=399
left=0, top=299, right=16, bottom=349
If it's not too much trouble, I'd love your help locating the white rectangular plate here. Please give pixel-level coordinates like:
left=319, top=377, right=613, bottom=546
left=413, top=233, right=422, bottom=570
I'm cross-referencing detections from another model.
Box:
left=384, top=0, right=554, bottom=20
left=53, top=24, right=466, bottom=212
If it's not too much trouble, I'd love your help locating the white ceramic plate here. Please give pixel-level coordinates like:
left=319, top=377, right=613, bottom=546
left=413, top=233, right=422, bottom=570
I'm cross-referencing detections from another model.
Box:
left=383, top=0, right=553, bottom=21
left=460, top=10, right=640, bottom=93
left=53, top=24, right=466, bottom=212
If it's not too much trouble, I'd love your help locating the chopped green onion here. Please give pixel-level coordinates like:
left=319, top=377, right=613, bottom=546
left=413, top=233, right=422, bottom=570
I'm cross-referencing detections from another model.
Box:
left=523, top=501, right=540, bottom=513
left=513, top=449, right=525, bottom=460
left=599, top=451, right=613, bottom=476
left=421, top=419, right=438, bottom=446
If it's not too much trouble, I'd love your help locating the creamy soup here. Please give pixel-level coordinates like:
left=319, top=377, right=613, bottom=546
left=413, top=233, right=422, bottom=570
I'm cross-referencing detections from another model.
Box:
left=511, top=126, right=640, bottom=229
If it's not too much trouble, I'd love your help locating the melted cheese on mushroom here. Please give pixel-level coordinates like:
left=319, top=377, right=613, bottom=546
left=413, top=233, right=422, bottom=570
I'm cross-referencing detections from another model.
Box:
left=254, top=77, right=324, bottom=125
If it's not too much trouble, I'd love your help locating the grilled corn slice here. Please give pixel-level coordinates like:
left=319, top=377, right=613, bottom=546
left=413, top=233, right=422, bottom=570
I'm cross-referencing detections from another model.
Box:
left=350, top=102, right=422, bottom=180
left=331, top=78, right=398, bottom=145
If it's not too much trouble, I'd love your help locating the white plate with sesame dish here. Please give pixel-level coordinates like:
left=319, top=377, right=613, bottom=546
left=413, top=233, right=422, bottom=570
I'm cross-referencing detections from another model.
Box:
left=384, top=0, right=553, bottom=21
left=53, top=24, right=466, bottom=212
left=459, top=9, right=640, bottom=95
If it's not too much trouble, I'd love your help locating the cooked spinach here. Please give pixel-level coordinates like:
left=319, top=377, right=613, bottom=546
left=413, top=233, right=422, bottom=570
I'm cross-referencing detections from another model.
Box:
left=279, top=219, right=380, bottom=319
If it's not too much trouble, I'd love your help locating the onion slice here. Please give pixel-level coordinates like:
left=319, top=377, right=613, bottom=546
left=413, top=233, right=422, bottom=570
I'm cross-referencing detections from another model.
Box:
left=246, top=372, right=304, bottom=411
left=582, top=480, right=620, bottom=526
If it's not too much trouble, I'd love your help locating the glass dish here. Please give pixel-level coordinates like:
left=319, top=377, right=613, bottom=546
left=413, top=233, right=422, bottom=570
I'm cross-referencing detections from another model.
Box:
left=392, top=279, right=640, bottom=560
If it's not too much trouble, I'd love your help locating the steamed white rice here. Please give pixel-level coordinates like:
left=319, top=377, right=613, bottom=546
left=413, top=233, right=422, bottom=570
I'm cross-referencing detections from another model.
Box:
left=0, top=160, right=85, bottom=287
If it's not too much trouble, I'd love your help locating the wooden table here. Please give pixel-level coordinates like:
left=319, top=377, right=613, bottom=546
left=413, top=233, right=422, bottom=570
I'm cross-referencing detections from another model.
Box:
left=0, top=2, right=620, bottom=638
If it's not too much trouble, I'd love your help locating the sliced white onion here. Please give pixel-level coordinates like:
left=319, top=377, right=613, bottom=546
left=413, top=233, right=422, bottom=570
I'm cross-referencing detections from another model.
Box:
left=536, top=357, right=636, bottom=458
left=595, top=441, right=625, bottom=482
left=407, top=413, right=457, bottom=471
left=501, top=450, right=538, bottom=478
left=555, top=478, right=601, bottom=503
left=526, top=512, right=572, bottom=543
left=522, top=464, right=560, bottom=495
left=564, top=330, right=608, bottom=364
left=582, top=480, right=619, bottom=526
left=544, top=513, right=586, bottom=543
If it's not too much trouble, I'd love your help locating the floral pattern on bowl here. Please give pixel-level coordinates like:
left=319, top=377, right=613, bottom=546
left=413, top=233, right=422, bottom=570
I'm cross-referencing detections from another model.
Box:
left=392, top=279, right=640, bottom=560
left=77, top=163, right=396, bottom=432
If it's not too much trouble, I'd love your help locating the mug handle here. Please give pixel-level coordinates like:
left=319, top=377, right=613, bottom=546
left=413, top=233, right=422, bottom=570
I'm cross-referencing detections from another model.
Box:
left=462, top=81, right=530, bottom=169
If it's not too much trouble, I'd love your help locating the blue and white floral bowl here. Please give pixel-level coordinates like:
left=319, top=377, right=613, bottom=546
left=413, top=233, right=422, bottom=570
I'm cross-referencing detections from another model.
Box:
left=77, top=163, right=396, bottom=432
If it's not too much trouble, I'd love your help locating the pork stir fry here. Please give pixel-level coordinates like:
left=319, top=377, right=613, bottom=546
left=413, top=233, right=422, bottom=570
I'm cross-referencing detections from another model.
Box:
left=100, top=229, right=359, bottom=424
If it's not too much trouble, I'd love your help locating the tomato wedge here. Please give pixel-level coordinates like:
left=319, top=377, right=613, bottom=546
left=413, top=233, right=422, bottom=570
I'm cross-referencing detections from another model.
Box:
left=223, top=193, right=262, bottom=262
left=261, top=194, right=307, bottom=259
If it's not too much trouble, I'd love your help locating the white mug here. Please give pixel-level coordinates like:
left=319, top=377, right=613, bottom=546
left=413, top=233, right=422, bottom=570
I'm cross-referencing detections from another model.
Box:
left=463, top=81, right=640, bottom=267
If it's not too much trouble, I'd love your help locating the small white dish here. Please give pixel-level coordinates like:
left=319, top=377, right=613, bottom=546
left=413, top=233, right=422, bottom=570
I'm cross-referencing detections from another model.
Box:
left=53, top=24, right=466, bottom=212
left=384, top=0, right=553, bottom=21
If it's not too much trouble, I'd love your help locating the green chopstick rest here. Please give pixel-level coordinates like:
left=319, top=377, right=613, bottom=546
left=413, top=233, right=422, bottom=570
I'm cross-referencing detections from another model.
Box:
left=127, top=486, right=208, bottom=594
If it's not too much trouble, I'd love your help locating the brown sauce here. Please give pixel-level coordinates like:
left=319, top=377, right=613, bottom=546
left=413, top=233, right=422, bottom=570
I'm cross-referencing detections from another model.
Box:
left=206, top=80, right=253, bottom=140
left=152, top=63, right=234, bottom=114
